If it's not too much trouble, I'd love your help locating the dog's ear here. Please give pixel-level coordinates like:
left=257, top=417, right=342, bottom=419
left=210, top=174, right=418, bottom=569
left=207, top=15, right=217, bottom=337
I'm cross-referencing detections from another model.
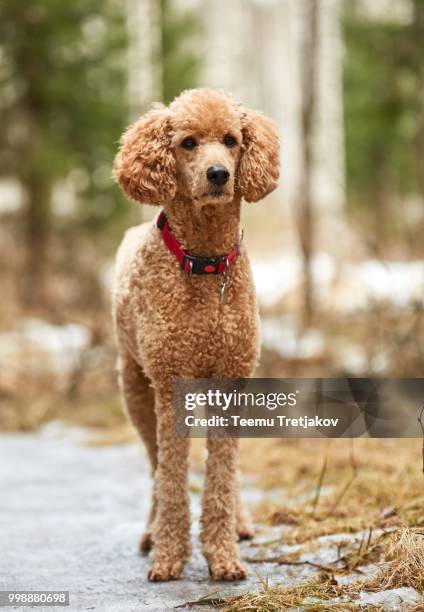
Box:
left=237, top=107, right=280, bottom=202
left=113, top=108, right=176, bottom=206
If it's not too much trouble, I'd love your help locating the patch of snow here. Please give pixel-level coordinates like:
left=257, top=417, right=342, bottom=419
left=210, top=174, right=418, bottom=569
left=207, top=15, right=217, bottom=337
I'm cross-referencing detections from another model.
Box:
left=352, top=260, right=424, bottom=309
left=331, top=338, right=368, bottom=374
left=311, top=252, right=337, bottom=288
left=371, top=351, right=390, bottom=373
left=0, top=318, right=91, bottom=374
left=261, top=316, right=325, bottom=359
left=357, top=587, right=422, bottom=610
left=253, top=256, right=301, bottom=306
left=303, top=586, right=421, bottom=611
left=0, top=178, right=25, bottom=213
left=300, top=546, right=342, bottom=568
left=261, top=316, right=392, bottom=374
left=337, top=563, right=387, bottom=585
left=253, top=254, right=424, bottom=312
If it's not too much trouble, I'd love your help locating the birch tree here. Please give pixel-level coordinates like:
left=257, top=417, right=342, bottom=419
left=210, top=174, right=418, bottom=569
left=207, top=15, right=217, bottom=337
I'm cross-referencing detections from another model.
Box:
left=297, top=0, right=320, bottom=326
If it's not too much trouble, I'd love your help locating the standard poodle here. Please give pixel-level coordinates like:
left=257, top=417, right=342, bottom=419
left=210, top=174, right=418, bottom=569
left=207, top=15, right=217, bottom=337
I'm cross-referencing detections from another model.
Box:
left=112, top=88, right=280, bottom=582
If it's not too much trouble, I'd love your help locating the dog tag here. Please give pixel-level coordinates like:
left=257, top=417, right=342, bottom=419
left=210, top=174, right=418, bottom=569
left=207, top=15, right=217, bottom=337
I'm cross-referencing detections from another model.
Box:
left=220, top=279, right=228, bottom=304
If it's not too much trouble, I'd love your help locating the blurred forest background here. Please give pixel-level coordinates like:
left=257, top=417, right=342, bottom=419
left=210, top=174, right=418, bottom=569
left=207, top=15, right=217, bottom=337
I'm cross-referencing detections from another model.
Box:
left=0, top=0, right=423, bottom=431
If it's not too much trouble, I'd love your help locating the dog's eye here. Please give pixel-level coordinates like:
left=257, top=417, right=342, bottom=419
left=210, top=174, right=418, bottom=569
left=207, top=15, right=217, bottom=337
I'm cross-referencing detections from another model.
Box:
left=181, top=137, right=198, bottom=150
left=224, top=134, right=237, bottom=148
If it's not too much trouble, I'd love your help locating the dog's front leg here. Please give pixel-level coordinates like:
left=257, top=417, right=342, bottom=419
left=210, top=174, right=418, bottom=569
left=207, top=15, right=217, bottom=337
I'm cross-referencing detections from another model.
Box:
left=148, top=385, right=191, bottom=581
left=200, top=437, right=246, bottom=580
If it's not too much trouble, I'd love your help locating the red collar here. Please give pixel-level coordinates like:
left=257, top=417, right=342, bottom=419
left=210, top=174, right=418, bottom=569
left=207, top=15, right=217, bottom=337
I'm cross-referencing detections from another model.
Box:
left=157, top=211, right=241, bottom=276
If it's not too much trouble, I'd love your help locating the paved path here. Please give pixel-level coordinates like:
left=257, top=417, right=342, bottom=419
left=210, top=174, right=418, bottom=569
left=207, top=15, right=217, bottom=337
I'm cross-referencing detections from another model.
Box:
left=0, top=432, right=293, bottom=611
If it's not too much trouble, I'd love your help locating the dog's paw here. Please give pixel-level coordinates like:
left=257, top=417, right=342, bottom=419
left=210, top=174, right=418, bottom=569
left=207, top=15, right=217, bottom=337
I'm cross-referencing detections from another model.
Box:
left=147, top=561, right=183, bottom=582
left=139, top=531, right=154, bottom=553
left=208, top=558, right=246, bottom=581
left=237, top=522, right=255, bottom=541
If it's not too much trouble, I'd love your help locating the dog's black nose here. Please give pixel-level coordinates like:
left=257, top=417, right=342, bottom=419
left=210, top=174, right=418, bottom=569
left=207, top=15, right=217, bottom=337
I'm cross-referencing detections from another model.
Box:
left=206, top=165, right=230, bottom=186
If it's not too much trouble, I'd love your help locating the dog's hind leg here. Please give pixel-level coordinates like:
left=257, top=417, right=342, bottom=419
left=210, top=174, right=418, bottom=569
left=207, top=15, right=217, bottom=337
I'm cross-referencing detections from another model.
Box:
left=118, top=351, right=158, bottom=552
left=236, top=479, right=255, bottom=541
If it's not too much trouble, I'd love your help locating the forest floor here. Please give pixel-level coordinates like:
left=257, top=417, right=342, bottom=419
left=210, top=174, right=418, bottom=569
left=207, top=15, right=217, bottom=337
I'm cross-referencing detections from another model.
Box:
left=1, top=426, right=423, bottom=611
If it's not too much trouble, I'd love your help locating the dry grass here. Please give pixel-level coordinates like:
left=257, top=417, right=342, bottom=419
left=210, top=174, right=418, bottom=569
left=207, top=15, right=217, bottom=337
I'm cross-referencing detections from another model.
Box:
left=220, top=578, right=379, bottom=611
left=366, top=529, right=424, bottom=593
left=0, top=369, right=126, bottom=432
left=219, top=528, right=424, bottom=611
left=233, top=438, right=424, bottom=539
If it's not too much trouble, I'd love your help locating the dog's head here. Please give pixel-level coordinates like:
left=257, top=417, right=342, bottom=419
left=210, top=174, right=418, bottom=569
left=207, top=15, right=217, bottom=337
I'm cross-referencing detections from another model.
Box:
left=114, top=89, right=279, bottom=208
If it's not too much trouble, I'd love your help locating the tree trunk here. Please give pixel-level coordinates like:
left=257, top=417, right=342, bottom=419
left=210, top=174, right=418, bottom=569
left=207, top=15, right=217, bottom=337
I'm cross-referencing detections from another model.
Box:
left=372, top=149, right=390, bottom=255
left=297, top=0, right=320, bottom=327
left=20, top=167, right=50, bottom=307
left=412, top=0, right=424, bottom=197
left=126, top=0, right=162, bottom=119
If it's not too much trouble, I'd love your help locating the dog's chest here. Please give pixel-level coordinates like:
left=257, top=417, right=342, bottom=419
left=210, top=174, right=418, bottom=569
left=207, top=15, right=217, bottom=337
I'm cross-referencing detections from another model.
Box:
left=136, top=254, right=259, bottom=375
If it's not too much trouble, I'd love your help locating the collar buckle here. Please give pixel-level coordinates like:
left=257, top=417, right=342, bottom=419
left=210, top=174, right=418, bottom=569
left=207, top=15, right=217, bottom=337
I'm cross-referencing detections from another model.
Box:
left=182, top=253, right=227, bottom=275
